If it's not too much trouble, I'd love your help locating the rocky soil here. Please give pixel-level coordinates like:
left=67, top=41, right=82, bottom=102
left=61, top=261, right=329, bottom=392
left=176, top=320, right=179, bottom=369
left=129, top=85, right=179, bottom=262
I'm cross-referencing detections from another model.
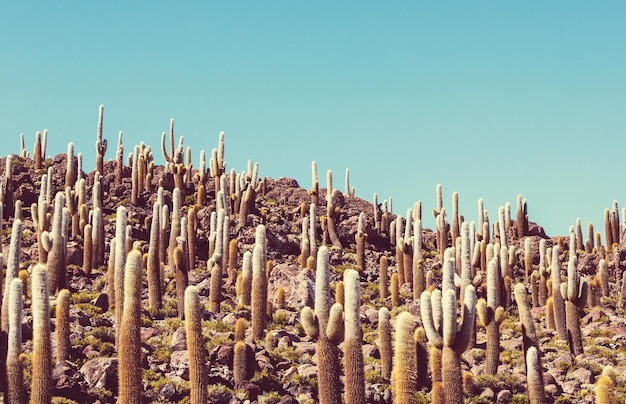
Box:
left=1, top=149, right=626, bottom=404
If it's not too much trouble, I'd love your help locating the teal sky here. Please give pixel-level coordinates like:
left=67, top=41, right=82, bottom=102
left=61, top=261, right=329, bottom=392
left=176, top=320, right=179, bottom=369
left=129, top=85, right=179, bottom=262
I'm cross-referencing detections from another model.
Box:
left=2, top=2, right=625, bottom=237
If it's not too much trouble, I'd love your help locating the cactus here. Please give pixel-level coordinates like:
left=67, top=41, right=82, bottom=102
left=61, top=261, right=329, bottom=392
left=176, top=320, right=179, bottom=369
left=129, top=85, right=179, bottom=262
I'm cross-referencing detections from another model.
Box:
left=31, top=263, right=52, bottom=403
left=550, top=245, right=568, bottom=341
left=390, top=273, right=399, bottom=308
left=3, top=155, right=14, bottom=219
left=82, top=223, right=93, bottom=275
left=355, top=212, right=366, bottom=272
left=42, top=191, right=67, bottom=294
left=378, top=307, right=392, bottom=380
left=563, top=255, right=587, bottom=355
left=379, top=256, right=389, bottom=301
left=597, top=258, right=609, bottom=297
left=209, top=259, right=221, bottom=313
left=413, top=218, right=425, bottom=300
left=147, top=202, right=162, bottom=310
left=184, top=286, right=207, bottom=404
left=344, top=269, right=365, bottom=404
left=421, top=268, right=476, bottom=404
left=115, top=130, right=124, bottom=183
left=251, top=225, right=268, bottom=340
left=2, top=219, right=23, bottom=349
left=392, top=311, right=417, bottom=404
left=514, top=283, right=546, bottom=404
left=56, top=288, right=71, bottom=363
left=118, top=250, right=143, bottom=403
left=299, top=246, right=344, bottom=404
left=233, top=340, right=248, bottom=387
left=174, top=245, right=189, bottom=318
left=477, top=258, right=505, bottom=374
left=595, top=365, right=616, bottom=404
left=64, top=142, right=77, bottom=188
left=6, top=278, right=24, bottom=404
left=414, top=326, right=430, bottom=391
left=113, top=205, right=127, bottom=346
left=95, top=104, right=108, bottom=174
left=620, top=270, right=626, bottom=309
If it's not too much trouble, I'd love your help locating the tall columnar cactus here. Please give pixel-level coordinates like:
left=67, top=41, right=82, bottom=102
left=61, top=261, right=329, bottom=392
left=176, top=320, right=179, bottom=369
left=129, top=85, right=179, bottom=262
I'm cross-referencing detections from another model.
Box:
left=3, top=154, right=14, bottom=219
left=31, top=263, right=52, bottom=403
left=240, top=251, right=253, bottom=306
left=477, top=258, right=504, bottom=375
left=391, top=311, right=417, bottom=404
left=185, top=285, right=207, bottom=404
left=56, top=288, right=71, bottom=363
left=379, top=256, right=389, bottom=301
left=174, top=245, right=189, bottom=319
left=2, top=218, right=23, bottom=349
left=82, top=223, right=93, bottom=275
left=550, top=245, right=568, bottom=341
left=115, top=130, right=124, bottom=183
left=344, top=269, right=365, bottom=404
left=597, top=259, right=609, bottom=297
left=564, top=255, right=587, bottom=355
left=147, top=202, right=162, bottom=310
left=412, top=218, right=425, bottom=300
left=451, top=191, right=460, bottom=244
left=42, top=191, right=67, bottom=294
left=325, top=189, right=343, bottom=249
left=114, top=205, right=127, bottom=346
left=378, top=307, right=392, bottom=380
left=251, top=225, right=268, bottom=340
left=355, top=212, right=367, bottom=272
left=64, top=142, right=77, bottom=189
left=209, top=259, right=222, bottom=314
left=33, top=130, right=47, bottom=170
left=95, top=104, right=108, bottom=174
left=118, top=250, right=143, bottom=403
left=300, top=246, right=344, bottom=404
left=421, top=283, right=476, bottom=404
left=6, top=278, right=24, bottom=404
left=514, top=283, right=546, bottom=404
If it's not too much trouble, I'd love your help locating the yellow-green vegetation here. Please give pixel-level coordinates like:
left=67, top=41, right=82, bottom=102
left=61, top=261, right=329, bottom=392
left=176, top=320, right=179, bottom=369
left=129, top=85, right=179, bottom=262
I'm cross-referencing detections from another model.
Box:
left=473, top=373, right=526, bottom=395
left=206, top=384, right=233, bottom=404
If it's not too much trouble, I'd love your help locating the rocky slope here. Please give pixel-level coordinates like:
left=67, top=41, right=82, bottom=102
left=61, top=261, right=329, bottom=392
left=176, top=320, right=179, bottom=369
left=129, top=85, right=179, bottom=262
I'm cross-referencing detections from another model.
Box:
left=1, top=147, right=625, bottom=404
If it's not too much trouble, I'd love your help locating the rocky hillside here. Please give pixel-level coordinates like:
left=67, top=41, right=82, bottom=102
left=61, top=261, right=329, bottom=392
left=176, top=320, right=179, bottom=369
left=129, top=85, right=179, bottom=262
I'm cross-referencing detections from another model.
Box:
left=0, top=130, right=625, bottom=404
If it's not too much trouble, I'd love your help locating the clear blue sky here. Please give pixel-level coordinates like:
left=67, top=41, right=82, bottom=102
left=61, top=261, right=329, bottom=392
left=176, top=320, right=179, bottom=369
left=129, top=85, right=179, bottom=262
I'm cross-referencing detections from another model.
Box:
left=2, top=2, right=625, bottom=237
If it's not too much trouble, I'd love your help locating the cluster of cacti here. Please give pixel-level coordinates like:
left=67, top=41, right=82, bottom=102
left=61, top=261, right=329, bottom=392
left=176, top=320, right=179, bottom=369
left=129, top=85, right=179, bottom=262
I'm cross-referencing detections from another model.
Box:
left=3, top=106, right=626, bottom=404
left=300, top=246, right=344, bottom=404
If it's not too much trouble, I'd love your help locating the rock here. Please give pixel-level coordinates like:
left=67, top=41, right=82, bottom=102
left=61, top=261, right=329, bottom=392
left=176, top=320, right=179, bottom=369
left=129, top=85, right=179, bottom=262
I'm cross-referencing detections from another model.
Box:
left=497, top=390, right=513, bottom=403
left=53, top=361, right=88, bottom=402
left=170, top=326, right=187, bottom=351
left=561, top=379, right=581, bottom=395
left=80, top=357, right=118, bottom=395
left=170, top=350, right=190, bottom=378
left=480, top=387, right=495, bottom=401
left=297, top=364, right=318, bottom=378
left=267, top=263, right=314, bottom=310
left=569, top=367, right=593, bottom=384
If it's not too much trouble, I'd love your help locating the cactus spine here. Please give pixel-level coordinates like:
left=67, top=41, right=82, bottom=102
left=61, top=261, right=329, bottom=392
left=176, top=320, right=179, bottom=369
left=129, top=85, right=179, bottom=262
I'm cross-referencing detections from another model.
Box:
left=185, top=286, right=207, bottom=404
left=344, top=269, right=365, bottom=404
left=392, top=312, right=417, bottom=404
left=31, top=264, right=52, bottom=403
left=300, top=246, right=344, bottom=404
left=118, top=250, right=143, bottom=403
